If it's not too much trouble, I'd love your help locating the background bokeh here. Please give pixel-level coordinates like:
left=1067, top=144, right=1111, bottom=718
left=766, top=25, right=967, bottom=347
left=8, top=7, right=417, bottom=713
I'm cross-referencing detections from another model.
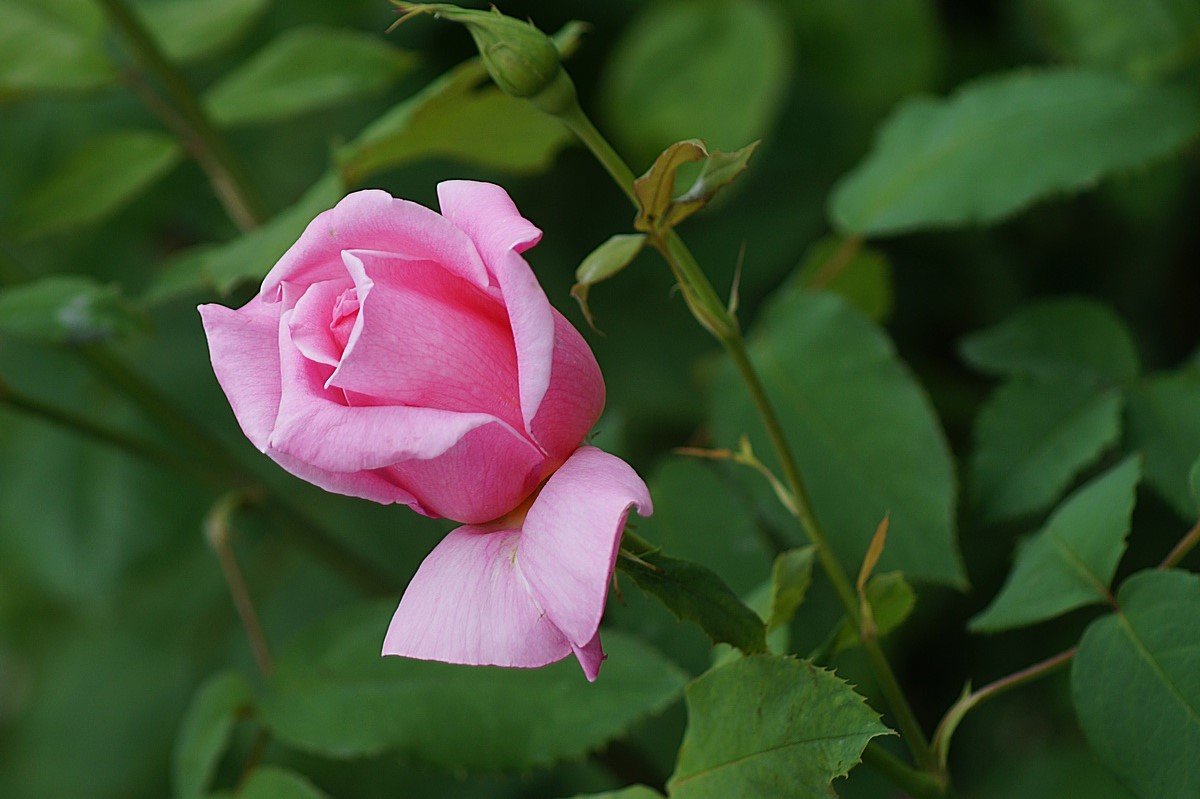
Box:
left=1, top=1, right=1197, bottom=797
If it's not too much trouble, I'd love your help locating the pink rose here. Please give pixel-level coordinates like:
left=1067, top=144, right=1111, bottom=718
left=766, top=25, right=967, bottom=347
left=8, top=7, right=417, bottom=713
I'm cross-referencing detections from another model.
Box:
left=200, top=181, right=650, bottom=679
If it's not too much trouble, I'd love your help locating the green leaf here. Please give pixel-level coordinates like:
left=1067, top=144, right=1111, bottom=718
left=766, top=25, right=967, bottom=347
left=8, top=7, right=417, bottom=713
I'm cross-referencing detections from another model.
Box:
left=600, top=0, right=791, bottom=163
left=204, top=26, right=416, bottom=127
left=11, top=130, right=182, bottom=238
left=571, top=234, right=647, bottom=330
left=565, top=789, right=663, bottom=799
left=1031, top=0, right=1200, bottom=81
left=830, top=572, right=916, bottom=655
left=618, top=539, right=768, bottom=655
left=239, top=767, right=329, bottom=799
left=337, top=58, right=571, bottom=184
left=667, top=655, right=889, bottom=798
left=1127, top=371, right=1200, bottom=518
left=633, top=140, right=760, bottom=233
left=147, top=171, right=344, bottom=303
left=761, top=547, right=816, bottom=633
left=830, top=69, right=1200, bottom=236
left=172, top=671, right=252, bottom=799
left=792, top=235, right=893, bottom=322
left=135, top=0, right=269, bottom=64
left=713, top=290, right=965, bottom=586
left=633, top=459, right=774, bottom=596
left=970, top=376, right=1123, bottom=524
left=1071, top=569, right=1200, bottom=799
left=960, top=298, right=1140, bottom=383
left=0, top=0, right=115, bottom=96
left=260, top=601, right=687, bottom=770
left=0, top=276, right=144, bottom=345
left=970, top=456, right=1140, bottom=632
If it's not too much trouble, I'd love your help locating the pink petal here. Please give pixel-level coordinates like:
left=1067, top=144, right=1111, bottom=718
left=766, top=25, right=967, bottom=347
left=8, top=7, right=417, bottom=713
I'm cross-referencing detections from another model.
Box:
left=529, top=310, right=606, bottom=462
left=572, top=630, right=606, bottom=682
left=382, top=526, right=573, bottom=669
left=272, top=302, right=546, bottom=522
left=269, top=303, right=532, bottom=474
left=518, top=447, right=653, bottom=650
left=198, top=296, right=283, bottom=451
left=260, top=190, right=489, bottom=302
left=286, top=277, right=355, bottom=368
left=328, top=249, right=523, bottom=428
left=437, top=181, right=555, bottom=432
left=268, top=448, right=422, bottom=509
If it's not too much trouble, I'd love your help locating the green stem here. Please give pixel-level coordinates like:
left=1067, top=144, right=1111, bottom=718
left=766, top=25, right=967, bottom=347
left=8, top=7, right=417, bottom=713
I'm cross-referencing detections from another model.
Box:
left=206, top=491, right=276, bottom=677
left=99, top=0, right=266, bottom=230
left=934, top=514, right=1200, bottom=765
left=862, top=743, right=949, bottom=799
left=0, top=374, right=216, bottom=487
left=556, top=98, right=936, bottom=773
left=1160, top=517, right=1200, bottom=569
left=931, top=648, right=1075, bottom=770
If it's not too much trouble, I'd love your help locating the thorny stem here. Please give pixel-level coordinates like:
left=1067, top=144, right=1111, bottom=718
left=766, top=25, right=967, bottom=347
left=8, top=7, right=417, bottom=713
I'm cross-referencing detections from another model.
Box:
left=556, top=99, right=939, bottom=776
left=99, top=0, right=266, bottom=231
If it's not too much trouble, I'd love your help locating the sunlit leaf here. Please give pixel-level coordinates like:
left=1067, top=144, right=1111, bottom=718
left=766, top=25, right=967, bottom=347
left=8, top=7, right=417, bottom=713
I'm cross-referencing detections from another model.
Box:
left=831, top=69, right=1200, bottom=236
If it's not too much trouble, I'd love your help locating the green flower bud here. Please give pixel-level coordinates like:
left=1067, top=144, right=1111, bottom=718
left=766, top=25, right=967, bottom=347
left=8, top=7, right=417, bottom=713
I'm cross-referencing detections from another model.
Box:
left=392, top=3, right=577, bottom=115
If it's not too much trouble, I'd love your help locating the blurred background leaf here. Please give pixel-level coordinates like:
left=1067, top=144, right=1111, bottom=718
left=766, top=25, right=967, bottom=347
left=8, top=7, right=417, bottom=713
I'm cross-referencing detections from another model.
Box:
left=1, top=0, right=1199, bottom=796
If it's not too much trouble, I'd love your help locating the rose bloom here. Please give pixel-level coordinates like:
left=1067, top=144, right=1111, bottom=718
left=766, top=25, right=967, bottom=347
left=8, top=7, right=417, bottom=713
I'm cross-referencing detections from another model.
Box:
left=200, top=181, right=650, bottom=680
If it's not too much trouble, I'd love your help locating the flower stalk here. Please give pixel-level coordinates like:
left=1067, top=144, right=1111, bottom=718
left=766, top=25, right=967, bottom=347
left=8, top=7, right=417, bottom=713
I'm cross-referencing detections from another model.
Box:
left=552, top=70, right=940, bottom=778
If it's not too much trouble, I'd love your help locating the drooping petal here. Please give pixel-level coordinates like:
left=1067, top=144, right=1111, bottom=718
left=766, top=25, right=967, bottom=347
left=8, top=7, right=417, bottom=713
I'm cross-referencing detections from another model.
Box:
left=437, top=180, right=555, bottom=431
left=198, top=296, right=283, bottom=451
left=382, top=526, right=573, bottom=669
left=529, top=310, right=605, bottom=462
left=328, top=249, right=522, bottom=427
left=260, top=190, right=489, bottom=302
left=572, top=630, right=606, bottom=682
left=518, top=447, right=653, bottom=650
